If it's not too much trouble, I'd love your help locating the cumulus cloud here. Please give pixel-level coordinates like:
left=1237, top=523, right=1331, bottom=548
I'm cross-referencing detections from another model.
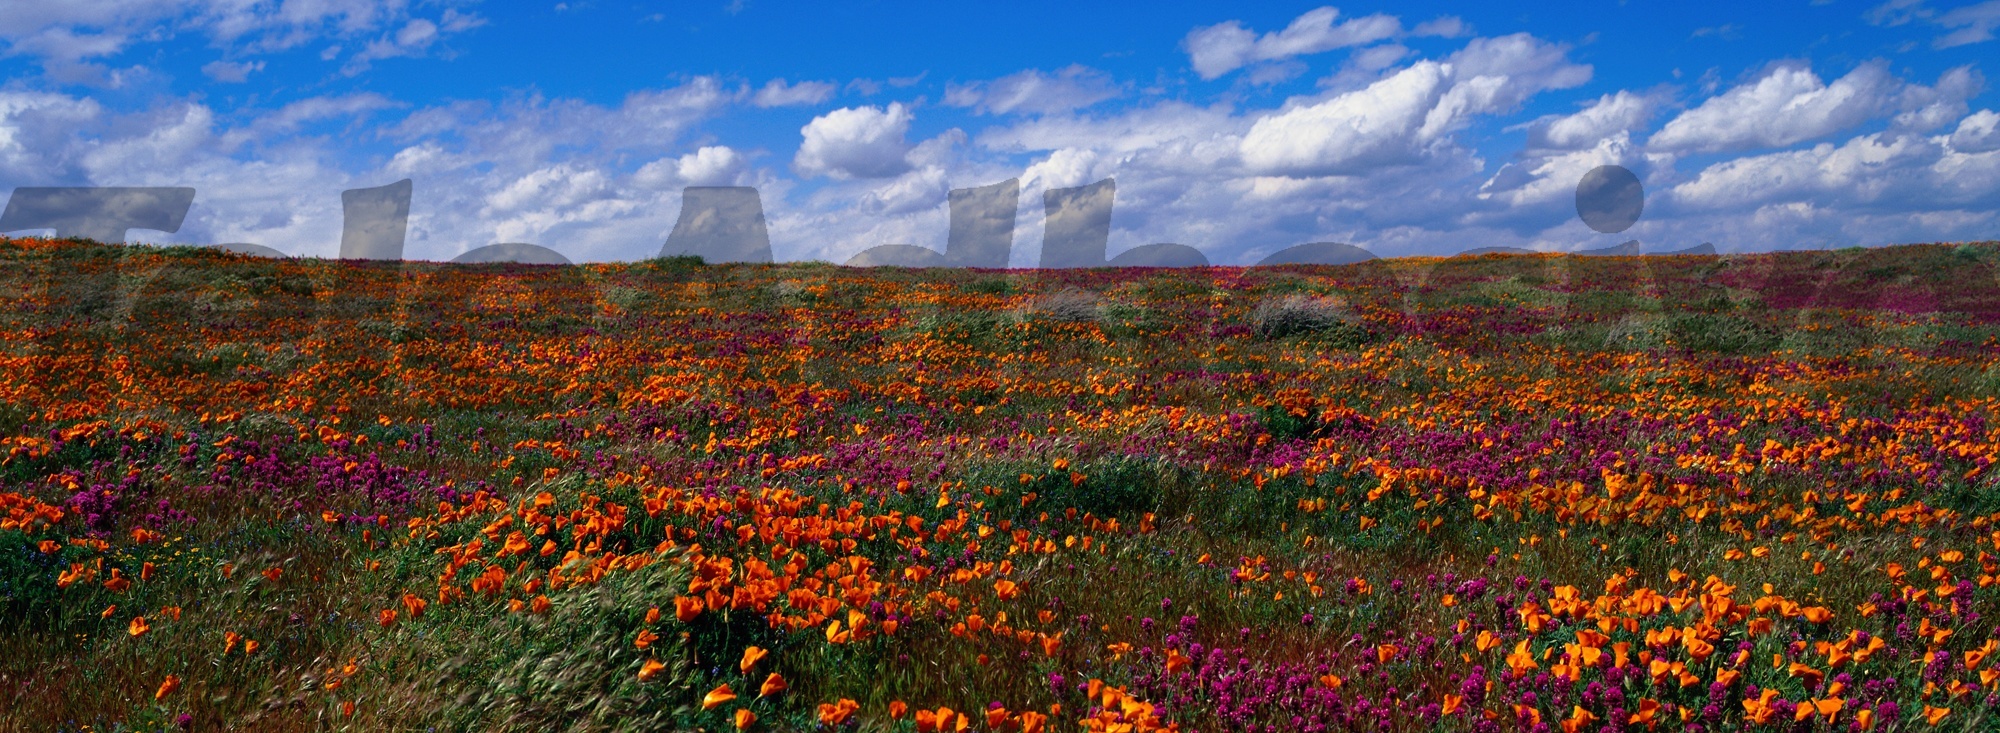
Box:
left=1238, top=34, right=1588, bottom=178
left=1523, top=91, right=1658, bottom=151
left=1020, top=148, right=1102, bottom=191
left=485, top=163, right=613, bottom=213
left=753, top=79, right=836, bottom=108
left=1664, top=126, right=2000, bottom=220
left=1650, top=62, right=1982, bottom=154
left=794, top=103, right=916, bottom=179
left=944, top=65, right=1122, bottom=116
left=1239, top=62, right=1454, bottom=177
left=1184, top=6, right=1402, bottom=80
left=1649, top=63, right=1897, bottom=153
left=674, top=145, right=748, bottom=185
left=1951, top=109, right=2000, bottom=152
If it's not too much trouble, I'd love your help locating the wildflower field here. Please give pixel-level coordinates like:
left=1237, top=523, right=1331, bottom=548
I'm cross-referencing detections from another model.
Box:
left=6, top=236, right=2000, bottom=732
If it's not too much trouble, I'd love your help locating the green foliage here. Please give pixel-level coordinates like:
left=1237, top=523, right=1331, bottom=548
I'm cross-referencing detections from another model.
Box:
left=1668, top=312, right=1781, bottom=355
left=982, top=457, right=1177, bottom=522
left=1250, top=294, right=1375, bottom=345
left=0, top=532, right=69, bottom=629
left=965, top=276, right=1016, bottom=296
left=1258, top=404, right=1323, bottom=444
left=373, top=560, right=697, bottom=732
left=648, top=254, right=707, bottom=270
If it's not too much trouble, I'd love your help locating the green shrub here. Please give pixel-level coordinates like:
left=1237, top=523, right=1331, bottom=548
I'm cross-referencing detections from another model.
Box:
left=1669, top=313, right=1781, bottom=355
left=1250, top=294, right=1374, bottom=345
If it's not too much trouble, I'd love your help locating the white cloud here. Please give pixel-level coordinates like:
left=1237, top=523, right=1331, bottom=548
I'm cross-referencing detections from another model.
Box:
left=943, top=65, right=1121, bottom=116
left=1866, top=0, right=1932, bottom=26
left=1184, top=7, right=1403, bottom=80
left=342, top=18, right=446, bottom=74
left=1020, top=148, right=1102, bottom=191
left=1949, top=109, right=2000, bottom=152
left=1664, top=123, right=2000, bottom=218
left=0, top=1, right=484, bottom=79
left=1238, top=34, right=1587, bottom=178
left=485, top=163, right=613, bottom=213
left=386, top=142, right=450, bottom=177
left=0, top=90, right=104, bottom=182
left=1649, top=63, right=1898, bottom=153
left=1239, top=61, right=1453, bottom=177
left=1477, top=134, right=1650, bottom=214
left=1650, top=62, right=1983, bottom=154
left=753, top=78, right=836, bottom=108
left=1891, top=65, right=1982, bottom=132
left=1444, top=33, right=1594, bottom=109
left=1935, top=0, right=2000, bottom=47
left=1523, top=91, right=1657, bottom=151
left=200, top=58, right=263, bottom=82
left=1412, top=16, right=1469, bottom=38
left=793, top=103, right=916, bottom=179
left=674, top=145, right=747, bottom=185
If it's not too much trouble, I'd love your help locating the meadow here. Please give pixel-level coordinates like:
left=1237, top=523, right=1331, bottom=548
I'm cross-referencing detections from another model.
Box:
left=2, top=236, right=1999, bottom=732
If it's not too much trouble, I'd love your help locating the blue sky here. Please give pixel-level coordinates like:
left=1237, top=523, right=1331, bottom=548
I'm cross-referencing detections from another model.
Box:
left=2, top=0, right=1998, bottom=264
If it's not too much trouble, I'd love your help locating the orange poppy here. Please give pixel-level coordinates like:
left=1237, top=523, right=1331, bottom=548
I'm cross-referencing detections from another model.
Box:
left=1924, top=706, right=1950, bottom=725
left=128, top=616, right=149, bottom=638
left=817, top=698, right=860, bottom=724
left=155, top=675, right=180, bottom=700
left=703, top=683, right=737, bottom=710
left=638, top=659, right=666, bottom=681
left=740, top=645, right=769, bottom=674
left=733, top=708, right=755, bottom=730
left=759, top=673, right=786, bottom=698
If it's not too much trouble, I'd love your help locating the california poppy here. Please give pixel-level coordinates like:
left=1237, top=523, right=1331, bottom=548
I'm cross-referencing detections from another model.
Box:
left=128, top=616, right=149, bottom=637
left=817, top=698, right=859, bottom=724
left=155, top=675, right=180, bottom=700
left=759, top=673, right=786, bottom=698
left=701, top=683, right=739, bottom=711
left=638, top=659, right=666, bottom=681
left=740, top=645, right=768, bottom=674
left=1924, top=706, right=1951, bottom=725
left=733, top=708, right=755, bottom=730
left=675, top=596, right=703, bottom=623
